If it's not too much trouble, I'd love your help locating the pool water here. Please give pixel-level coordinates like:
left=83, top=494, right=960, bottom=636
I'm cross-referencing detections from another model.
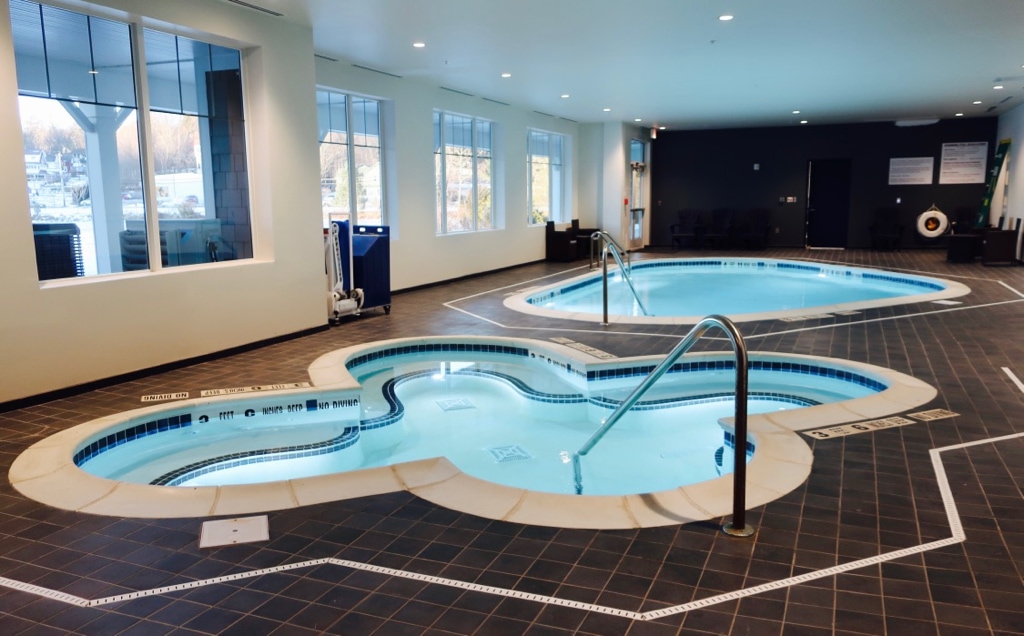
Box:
left=75, top=349, right=882, bottom=496
left=512, top=258, right=969, bottom=323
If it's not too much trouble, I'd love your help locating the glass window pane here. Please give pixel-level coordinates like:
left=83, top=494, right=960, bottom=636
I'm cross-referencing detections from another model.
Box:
left=177, top=39, right=211, bottom=116
left=354, top=146, right=381, bottom=225
left=10, top=0, right=48, bottom=97
left=351, top=97, right=379, bottom=146
left=321, top=142, right=349, bottom=226
left=41, top=4, right=95, bottom=102
left=446, top=152, right=472, bottom=232
left=90, top=17, right=135, bottom=107
left=329, top=92, right=347, bottom=143
left=144, top=29, right=182, bottom=113
left=20, top=97, right=146, bottom=278
left=476, top=156, right=492, bottom=229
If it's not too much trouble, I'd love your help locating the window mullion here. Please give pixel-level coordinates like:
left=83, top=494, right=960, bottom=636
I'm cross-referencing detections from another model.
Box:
left=345, top=99, right=357, bottom=224
left=130, top=22, right=161, bottom=271
left=471, top=122, right=478, bottom=231
left=439, top=116, right=447, bottom=232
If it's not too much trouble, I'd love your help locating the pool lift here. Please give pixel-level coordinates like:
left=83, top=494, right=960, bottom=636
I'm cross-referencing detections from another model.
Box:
left=589, top=230, right=649, bottom=324
left=571, top=314, right=754, bottom=537
left=325, top=219, right=365, bottom=323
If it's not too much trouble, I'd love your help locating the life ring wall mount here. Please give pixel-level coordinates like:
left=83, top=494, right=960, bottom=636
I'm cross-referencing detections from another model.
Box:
left=916, top=205, right=949, bottom=239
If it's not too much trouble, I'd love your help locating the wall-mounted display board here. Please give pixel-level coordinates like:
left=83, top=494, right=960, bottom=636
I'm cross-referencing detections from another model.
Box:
left=939, top=141, right=988, bottom=184
left=888, top=157, right=934, bottom=185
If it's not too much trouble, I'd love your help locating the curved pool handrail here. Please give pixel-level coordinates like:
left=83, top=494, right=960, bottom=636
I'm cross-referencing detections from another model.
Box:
left=571, top=314, right=754, bottom=537
left=590, top=230, right=649, bottom=323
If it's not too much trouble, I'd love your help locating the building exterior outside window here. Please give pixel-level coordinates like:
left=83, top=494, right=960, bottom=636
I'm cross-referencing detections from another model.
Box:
left=11, top=0, right=252, bottom=279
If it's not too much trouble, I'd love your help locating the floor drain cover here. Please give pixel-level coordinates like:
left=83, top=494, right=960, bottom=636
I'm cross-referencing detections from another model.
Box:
left=437, top=398, right=475, bottom=411
left=199, top=515, right=269, bottom=548
left=485, top=445, right=533, bottom=463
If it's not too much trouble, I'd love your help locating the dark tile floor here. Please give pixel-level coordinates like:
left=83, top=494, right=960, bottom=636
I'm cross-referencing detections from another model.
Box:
left=2, top=247, right=1024, bottom=635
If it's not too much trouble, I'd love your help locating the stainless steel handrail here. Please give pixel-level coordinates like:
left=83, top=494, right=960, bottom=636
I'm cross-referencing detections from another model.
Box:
left=570, top=314, right=754, bottom=537
left=589, top=231, right=649, bottom=323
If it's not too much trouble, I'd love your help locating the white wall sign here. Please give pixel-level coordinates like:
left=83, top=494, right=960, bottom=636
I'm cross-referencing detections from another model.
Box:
left=888, top=157, right=934, bottom=185
left=939, top=141, right=988, bottom=184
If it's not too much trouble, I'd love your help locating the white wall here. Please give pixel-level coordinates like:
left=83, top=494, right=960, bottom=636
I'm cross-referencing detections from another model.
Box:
left=0, top=0, right=324, bottom=403
left=0, top=1, right=627, bottom=403
left=314, top=59, right=581, bottom=291
left=995, top=103, right=1023, bottom=226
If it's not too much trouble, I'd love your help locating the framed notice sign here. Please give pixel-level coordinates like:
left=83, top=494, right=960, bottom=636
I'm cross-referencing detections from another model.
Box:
left=888, top=157, right=934, bottom=185
left=939, top=141, right=988, bottom=184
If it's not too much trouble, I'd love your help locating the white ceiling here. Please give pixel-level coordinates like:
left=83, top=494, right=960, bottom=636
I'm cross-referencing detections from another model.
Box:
left=249, top=0, right=1024, bottom=130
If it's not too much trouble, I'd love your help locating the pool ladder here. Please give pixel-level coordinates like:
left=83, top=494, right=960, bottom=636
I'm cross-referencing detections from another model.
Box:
left=570, top=314, right=755, bottom=537
left=589, top=231, right=649, bottom=324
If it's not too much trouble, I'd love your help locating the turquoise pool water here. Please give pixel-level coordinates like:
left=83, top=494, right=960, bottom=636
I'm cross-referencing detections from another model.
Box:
left=511, top=258, right=968, bottom=323
left=74, top=346, right=885, bottom=496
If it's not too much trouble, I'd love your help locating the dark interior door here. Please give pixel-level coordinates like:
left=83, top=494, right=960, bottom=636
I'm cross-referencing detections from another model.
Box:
left=806, top=159, right=851, bottom=248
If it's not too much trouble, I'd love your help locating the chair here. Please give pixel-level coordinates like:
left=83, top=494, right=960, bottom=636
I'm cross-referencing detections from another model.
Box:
left=670, top=209, right=703, bottom=249
left=869, top=207, right=904, bottom=250
left=703, top=208, right=735, bottom=249
left=119, top=230, right=169, bottom=271
left=545, top=220, right=598, bottom=262
left=739, top=208, right=771, bottom=249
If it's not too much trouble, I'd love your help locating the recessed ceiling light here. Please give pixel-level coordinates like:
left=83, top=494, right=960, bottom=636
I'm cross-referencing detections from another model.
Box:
left=800, top=120, right=808, bottom=124
left=501, top=73, right=512, bottom=78
left=719, top=15, right=734, bottom=21
left=634, top=118, right=642, bottom=122
left=413, top=42, right=425, bottom=48
left=994, top=85, right=1004, bottom=90
left=602, top=108, right=611, bottom=112
left=973, top=100, right=983, bottom=104
left=88, top=69, right=98, bottom=74
left=560, top=94, right=569, bottom=99
left=955, top=113, right=964, bottom=117
left=659, top=126, right=666, bottom=130
left=792, top=110, right=800, bottom=114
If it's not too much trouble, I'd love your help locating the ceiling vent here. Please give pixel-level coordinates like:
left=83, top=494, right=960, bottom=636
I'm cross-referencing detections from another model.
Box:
left=221, top=0, right=283, bottom=17
left=352, top=64, right=402, bottom=79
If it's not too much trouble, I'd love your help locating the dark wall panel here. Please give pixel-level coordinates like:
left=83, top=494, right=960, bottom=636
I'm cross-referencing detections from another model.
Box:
left=650, top=118, right=998, bottom=249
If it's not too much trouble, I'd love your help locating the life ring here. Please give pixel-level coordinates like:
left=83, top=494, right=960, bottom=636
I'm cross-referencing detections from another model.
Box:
left=916, top=208, right=948, bottom=238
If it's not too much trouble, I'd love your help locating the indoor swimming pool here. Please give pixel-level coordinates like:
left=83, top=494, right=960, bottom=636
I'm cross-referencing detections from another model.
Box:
left=10, top=336, right=938, bottom=528
left=505, top=258, right=970, bottom=324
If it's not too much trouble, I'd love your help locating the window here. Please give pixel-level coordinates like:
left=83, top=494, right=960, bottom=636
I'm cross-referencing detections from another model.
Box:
left=527, top=129, right=565, bottom=225
left=317, top=90, right=384, bottom=227
left=11, top=0, right=252, bottom=280
left=434, top=111, right=492, bottom=233
left=630, top=138, right=646, bottom=208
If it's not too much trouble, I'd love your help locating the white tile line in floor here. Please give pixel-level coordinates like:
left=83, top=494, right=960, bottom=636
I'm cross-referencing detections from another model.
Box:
left=5, top=431, right=1020, bottom=622
left=996, top=280, right=1024, bottom=298
left=1002, top=367, right=1024, bottom=394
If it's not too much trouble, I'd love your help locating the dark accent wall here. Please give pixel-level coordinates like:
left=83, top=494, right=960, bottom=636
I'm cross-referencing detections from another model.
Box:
left=650, top=118, right=998, bottom=249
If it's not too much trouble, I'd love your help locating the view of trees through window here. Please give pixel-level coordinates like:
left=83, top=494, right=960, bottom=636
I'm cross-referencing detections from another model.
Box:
left=434, top=111, right=492, bottom=233
left=317, top=91, right=383, bottom=227
left=528, top=129, right=564, bottom=225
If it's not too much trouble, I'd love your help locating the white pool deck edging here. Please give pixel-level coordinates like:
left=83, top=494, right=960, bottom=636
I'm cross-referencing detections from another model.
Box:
left=502, top=258, right=972, bottom=326
left=9, top=336, right=937, bottom=528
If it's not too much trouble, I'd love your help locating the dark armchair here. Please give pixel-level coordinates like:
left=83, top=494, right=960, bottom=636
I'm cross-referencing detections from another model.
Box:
left=546, top=219, right=600, bottom=262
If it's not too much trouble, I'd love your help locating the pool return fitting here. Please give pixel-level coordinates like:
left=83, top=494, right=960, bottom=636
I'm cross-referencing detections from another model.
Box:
left=589, top=230, right=649, bottom=324
left=570, top=314, right=755, bottom=538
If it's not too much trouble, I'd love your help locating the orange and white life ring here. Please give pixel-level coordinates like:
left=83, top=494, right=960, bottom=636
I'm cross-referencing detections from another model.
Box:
left=916, top=208, right=948, bottom=238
